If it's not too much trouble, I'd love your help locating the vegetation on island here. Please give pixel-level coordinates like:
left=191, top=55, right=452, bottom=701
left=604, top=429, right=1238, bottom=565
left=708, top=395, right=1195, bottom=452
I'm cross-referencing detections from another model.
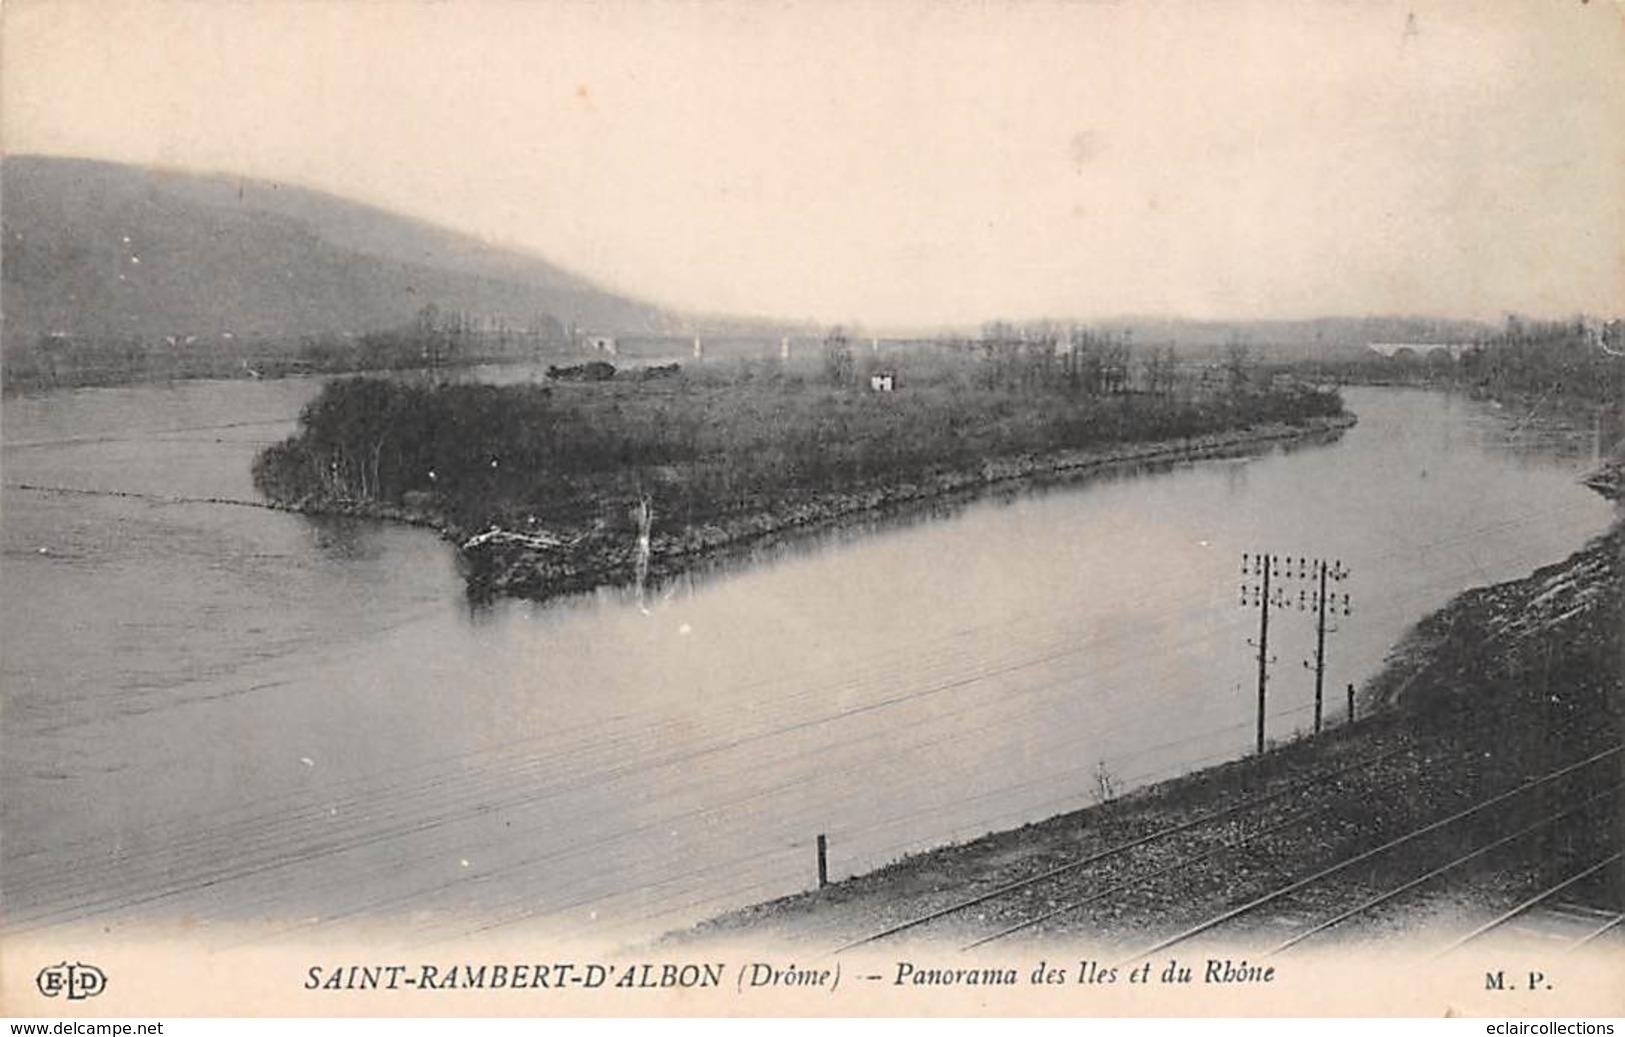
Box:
left=254, top=331, right=1346, bottom=598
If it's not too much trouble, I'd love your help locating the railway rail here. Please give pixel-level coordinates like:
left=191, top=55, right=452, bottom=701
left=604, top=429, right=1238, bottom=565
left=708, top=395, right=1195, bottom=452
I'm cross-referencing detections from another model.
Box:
left=1433, top=853, right=1625, bottom=957
left=827, top=741, right=1622, bottom=958
left=829, top=737, right=1421, bottom=953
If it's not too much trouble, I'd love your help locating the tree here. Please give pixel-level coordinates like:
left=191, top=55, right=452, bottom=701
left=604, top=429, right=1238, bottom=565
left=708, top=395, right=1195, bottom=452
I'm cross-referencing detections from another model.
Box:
left=1223, top=340, right=1253, bottom=395
left=1102, top=336, right=1132, bottom=394
left=822, top=327, right=854, bottom=387
left=1141, top=344, right=1178, bottom=396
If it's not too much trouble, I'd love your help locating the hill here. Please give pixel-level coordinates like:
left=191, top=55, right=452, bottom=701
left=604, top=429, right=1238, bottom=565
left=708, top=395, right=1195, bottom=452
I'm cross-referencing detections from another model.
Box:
left=0, top=155, right=677, bottom=349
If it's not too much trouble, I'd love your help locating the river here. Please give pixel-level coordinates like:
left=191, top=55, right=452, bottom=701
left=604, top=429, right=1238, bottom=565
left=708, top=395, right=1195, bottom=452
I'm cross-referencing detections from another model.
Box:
left=1, top=378, right=1614, bottom=948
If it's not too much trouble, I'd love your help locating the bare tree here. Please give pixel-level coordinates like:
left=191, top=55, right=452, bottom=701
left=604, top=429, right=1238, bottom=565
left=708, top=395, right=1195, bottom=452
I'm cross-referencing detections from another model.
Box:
left=822, top=326, right=854, bottom=387
left=1141, top=344, right=1178, bottom=396
left=1223, top=339, right=1253, bottom=395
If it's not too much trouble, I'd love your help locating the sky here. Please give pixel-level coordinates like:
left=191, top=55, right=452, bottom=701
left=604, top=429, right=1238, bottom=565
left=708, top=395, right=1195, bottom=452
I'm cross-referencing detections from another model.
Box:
left=3, top=0, right=1622, bottom=329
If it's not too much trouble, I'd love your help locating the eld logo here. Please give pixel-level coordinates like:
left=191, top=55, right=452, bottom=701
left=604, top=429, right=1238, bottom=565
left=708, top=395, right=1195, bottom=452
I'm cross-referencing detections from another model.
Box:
left=36, top=961, right=108, bottom=1000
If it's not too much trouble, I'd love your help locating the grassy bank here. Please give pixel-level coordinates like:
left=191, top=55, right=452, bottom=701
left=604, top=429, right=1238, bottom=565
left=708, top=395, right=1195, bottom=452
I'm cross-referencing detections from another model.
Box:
left=251, top=353, right=1347, bottom=599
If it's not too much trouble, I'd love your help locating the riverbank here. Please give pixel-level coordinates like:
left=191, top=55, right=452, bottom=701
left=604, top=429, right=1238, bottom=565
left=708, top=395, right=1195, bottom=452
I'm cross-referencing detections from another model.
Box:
left=461, top=412, right=1356, bottom=600
left=681, top=482, right=1620, bottom=950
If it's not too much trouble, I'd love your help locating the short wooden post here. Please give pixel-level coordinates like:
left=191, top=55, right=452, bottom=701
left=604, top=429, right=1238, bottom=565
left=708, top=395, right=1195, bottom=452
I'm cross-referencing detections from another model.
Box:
left=1347, top=682, right=1355, bottom=724
left=816, top=833, right=829, bottom=889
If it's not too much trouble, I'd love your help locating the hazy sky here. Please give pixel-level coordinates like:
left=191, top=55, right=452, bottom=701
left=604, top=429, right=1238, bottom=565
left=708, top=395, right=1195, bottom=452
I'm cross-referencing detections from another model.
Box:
left=4, top=0, right=1622, bottom=327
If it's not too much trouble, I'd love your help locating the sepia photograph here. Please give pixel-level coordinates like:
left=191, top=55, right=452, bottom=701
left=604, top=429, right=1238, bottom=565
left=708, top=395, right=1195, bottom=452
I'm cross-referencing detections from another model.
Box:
left=1, top=0, right=1621, bottom=1020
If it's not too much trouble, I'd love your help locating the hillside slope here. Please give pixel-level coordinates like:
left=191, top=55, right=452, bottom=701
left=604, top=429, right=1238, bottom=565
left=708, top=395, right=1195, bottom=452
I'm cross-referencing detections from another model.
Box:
left=0, top=155, right=673, bottom=345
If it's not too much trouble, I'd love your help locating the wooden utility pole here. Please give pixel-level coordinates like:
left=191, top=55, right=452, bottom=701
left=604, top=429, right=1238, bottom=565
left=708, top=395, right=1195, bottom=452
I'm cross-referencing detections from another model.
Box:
left=1242, top=553, right=1351, bottom=752
left=1255, top=556, right=1271, bottom=754
left=1313, top=560, right=1328, bottom=733
left=1241, top=552, right=1284, bottom=755
left=1309, top=559, right=1351, bottom=732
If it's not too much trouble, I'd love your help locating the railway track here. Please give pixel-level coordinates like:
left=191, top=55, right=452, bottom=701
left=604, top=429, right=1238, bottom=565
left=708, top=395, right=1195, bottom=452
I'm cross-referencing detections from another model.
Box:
left=828, top=735, right=1423, bottom=953
left=1433, top=854, right=1625, bottom=956
left=1130, top=783, right=1622, bottom=962
left=1500, top=903, right=1625, bottom=953
left=827, top=741, right=1622, bottom=957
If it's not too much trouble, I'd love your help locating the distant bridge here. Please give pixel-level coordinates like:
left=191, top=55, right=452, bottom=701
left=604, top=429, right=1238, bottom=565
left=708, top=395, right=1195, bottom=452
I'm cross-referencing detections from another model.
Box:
left=1366, top=342, right=1475, bottom=361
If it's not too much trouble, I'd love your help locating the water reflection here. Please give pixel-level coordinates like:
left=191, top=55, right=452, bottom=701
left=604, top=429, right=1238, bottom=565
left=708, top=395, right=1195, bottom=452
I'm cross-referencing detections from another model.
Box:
left=304, top=515, right=394, bottom=561
left=623, top=426, right=1353, bottom=613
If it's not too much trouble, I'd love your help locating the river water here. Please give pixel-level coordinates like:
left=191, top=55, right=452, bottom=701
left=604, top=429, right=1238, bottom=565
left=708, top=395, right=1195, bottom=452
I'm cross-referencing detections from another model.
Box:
left=1, top=379, right=1614, bottom=947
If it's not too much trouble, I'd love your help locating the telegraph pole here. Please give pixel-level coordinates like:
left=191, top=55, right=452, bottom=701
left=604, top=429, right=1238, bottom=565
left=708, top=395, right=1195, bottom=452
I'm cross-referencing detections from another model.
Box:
left=1242, top=552, right=1352, bottom=751
left=1240, top=552, right=1285, bottom=755
left=1255, top=556, right=1271, bottom=754
left=1313, top=560, right=1327, bottom=732
left=1309, top=558, right=1351, bottom=733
